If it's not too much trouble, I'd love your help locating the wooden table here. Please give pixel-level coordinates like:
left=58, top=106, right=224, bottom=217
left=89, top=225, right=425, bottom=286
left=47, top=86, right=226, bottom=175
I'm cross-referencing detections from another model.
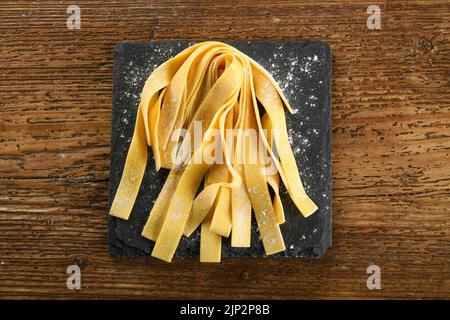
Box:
left=0, top=0, right=449, bottom=299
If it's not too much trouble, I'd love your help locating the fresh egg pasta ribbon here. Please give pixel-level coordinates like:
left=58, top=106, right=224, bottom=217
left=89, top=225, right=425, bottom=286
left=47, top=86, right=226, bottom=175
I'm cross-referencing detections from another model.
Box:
left=109, top=41, right=318, bottom=262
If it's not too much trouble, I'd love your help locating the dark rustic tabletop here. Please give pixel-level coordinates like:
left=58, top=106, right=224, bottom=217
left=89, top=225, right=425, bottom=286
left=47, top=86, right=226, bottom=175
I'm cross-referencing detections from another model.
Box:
left=0, top=0, right=449, bottom=299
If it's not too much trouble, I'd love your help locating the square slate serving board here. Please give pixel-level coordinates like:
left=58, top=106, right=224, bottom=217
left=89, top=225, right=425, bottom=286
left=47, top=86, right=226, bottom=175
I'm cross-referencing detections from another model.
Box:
left=108, top=41, right=332, bottom=259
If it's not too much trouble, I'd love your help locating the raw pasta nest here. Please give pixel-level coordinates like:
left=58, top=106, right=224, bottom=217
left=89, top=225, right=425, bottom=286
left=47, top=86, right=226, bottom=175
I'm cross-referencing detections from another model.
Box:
left=110, top=41, right=317, bottom=262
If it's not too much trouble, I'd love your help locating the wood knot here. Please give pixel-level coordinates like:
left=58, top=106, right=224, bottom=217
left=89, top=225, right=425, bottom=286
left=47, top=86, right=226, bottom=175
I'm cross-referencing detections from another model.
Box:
left=72, top=256, right=87, bottom=269
left=417, top=36, right=433, bottom=54
left=240, top=271, right=249, bottom=282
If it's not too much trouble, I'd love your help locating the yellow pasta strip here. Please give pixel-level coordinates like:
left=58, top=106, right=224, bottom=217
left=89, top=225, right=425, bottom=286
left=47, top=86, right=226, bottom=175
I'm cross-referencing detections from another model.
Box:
left=109, top=108, right=148, bottom=220
left=252, top=66, right=317, bottom=217
left=209, top=109, right=234, bottom=238
left=200, top=213, right=222, bottom=263
left=267, top=172, right=285, bottom=225
left=141, top=170, right=182, bottom=241
left=245, top=163, right=285, bottom=255
left=230, top=60, right=252, bottom=248
left=197, top=168, right=222, bottom=262
left=231, top=164, right=252, bottom=247
left=209, top=185, right=232, bottom=237
left=184, top=163, right=226, bottom=237
left=183, top=183, right=220, bottom=237
left=243, top=93, right=285, bottom=255
left=262, top=113, right=285, bottom=224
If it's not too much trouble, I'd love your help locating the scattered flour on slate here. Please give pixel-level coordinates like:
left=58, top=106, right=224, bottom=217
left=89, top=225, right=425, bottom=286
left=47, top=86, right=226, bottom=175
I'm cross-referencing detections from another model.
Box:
left=115, top=42, right=330, bottom=253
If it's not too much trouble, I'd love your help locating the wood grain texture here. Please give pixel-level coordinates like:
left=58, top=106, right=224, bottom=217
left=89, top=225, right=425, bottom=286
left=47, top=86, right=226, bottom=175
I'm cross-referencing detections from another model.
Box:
left=0, top=0, right=449, bottom=299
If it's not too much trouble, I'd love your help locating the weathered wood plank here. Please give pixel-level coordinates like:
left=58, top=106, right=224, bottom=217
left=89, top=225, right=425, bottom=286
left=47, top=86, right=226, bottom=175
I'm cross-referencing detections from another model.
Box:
left=0, top=0, right=449, bottom=299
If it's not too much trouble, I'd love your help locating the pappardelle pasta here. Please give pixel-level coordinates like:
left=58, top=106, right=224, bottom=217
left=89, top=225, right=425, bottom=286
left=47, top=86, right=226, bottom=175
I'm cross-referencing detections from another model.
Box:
left=109, top=41, right=317, bottom=262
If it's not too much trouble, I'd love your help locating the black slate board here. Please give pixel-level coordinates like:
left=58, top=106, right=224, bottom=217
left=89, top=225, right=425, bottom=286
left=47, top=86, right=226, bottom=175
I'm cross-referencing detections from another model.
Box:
left=108, top=41, right=332, bottom=259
